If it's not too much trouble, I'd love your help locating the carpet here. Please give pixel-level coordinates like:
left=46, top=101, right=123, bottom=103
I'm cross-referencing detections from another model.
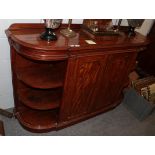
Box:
left=1, top=103, right=155, bottom=136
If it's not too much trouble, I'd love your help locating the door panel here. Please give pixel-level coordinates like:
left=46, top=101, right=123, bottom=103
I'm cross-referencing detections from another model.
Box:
left=90, top=52, right=137, bottom=111
left=68, top=58, right=104, bottom=119
left=59, top=52, right=137, bottom=122
left=60, top=54, right=108, bottom=121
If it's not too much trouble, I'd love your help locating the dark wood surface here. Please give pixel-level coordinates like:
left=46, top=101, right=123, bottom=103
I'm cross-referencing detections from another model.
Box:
left=6, top=23, right=149, bottom=60
left=17, top=83, right=62, bottom=110
left=16, top=61, right=66, bottom=89
left=6, top=23, right=149, bottom=132
left=16, top=103, right=58, bottom=132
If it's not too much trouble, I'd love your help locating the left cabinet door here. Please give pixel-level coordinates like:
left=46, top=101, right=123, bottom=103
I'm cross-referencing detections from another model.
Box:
left=59, top=53, right=108, bottom=122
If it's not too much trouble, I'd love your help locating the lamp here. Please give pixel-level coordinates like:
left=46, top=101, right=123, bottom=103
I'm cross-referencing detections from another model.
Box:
left=127, top=19, right=144, bottom=36
left=40, top=19, right=62, bottom=41
left=60, top=19, right=76, bottom=37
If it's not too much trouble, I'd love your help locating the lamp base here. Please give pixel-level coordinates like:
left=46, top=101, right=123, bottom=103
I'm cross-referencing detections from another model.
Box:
left=128, top=26, right=136, bottom=37
left=60, top=28, right=76, bottom=38
left=40, top=28, right=57, bottom=41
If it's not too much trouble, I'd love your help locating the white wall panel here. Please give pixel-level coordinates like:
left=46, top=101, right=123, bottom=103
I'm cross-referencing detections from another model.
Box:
left=0, top=38, right=10, bottom=60
left=0, top=75, right=13, bottom=95
left=62, top=19, right=83, bottom=24
left=0, top=93, right=14, bottom=109
left=0, top=60, right=12, bottom=77
left=0, top=70, right=14, bottom=109
left=0, top=59, right=13, bottom=109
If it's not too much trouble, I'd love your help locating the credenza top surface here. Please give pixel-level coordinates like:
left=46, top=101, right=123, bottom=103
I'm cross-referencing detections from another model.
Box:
left=6, top=23, right=149, bottom=51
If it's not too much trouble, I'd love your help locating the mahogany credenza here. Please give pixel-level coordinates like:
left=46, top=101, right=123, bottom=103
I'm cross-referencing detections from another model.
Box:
left=5, top=23, right=149, bottom=132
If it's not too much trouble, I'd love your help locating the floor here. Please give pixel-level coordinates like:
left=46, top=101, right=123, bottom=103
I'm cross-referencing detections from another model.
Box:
left=1, top=103, right=155, bottom=136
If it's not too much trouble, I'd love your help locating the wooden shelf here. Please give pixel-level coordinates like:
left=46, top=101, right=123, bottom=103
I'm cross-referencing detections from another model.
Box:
left=18, top=86, right=62, bottom=110
left=16, top=104, right=58, bottom=132
left=16, top=63, right=66, bottom=89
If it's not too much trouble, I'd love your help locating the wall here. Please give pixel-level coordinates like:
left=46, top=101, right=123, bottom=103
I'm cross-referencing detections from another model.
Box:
left=0, top=19, right=153, bottom=109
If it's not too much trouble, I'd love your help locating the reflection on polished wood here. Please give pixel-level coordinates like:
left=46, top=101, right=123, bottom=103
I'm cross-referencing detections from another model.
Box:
left=18, top=85, right=62, bottom=110
left=6, top=23, right=149, bottom=132
left=16, top=63, right=66, bottom=89
left=16, top=104, right=58, bottom=132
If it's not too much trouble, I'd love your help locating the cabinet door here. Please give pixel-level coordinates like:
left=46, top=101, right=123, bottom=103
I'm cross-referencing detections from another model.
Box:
left=59, top=52, right=137, bottom=122
left=60, top=54, right=108, bottom=121
left=90, top=52, right=137, bottom=112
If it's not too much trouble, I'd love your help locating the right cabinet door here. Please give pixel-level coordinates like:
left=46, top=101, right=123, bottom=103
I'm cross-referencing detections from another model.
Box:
left=60, top=51, right=137, bottom=123
left=90, top=52, right=137, bottom=112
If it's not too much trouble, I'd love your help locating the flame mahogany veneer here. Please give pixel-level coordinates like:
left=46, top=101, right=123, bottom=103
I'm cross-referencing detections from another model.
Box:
left=6, top=23, right=149, bottom=132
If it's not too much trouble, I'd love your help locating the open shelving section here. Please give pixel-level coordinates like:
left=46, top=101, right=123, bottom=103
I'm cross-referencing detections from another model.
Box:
left=16, top=60, right=66, bottom=89
left=17, top=84, right=62, bottom=110
left=16, top=103, right=58, bottom=131
left=14, top=53, right=67, bottom=132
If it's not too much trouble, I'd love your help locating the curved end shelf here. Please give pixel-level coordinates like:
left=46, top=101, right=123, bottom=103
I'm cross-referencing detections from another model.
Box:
left=16, top=62, right=66, bottom=89
left=18, top=87, right=62, bottom=110
left=16, top=104, right=58, bottom=132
